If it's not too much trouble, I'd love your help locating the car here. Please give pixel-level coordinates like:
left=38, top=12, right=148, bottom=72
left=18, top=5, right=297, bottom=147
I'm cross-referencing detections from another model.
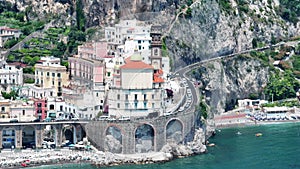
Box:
left=9, top=119, right=18, bottom=123
left=178, top=106, right=185, bottom=112
left=61, top=140, right=75, bottom=147
left=119, top=116, right=130, bottom=121
left=23, top=141, right=36, bottom=149
left=55, top=117, right=66, bottom=121
left=43, top=117, right=52, bottom=122
left=98, top=116, right=109, bottom=120
left=33, top=118, right=40, bottom=122
left=42, top=138, right=56, bottom=149
left=71, top=117, right=79, bottom=121
left=107, top=116, right=116, bottom=121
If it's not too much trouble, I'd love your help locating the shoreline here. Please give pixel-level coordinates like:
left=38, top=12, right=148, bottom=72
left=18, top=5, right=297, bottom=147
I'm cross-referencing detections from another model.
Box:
left=214, top=112, right=300, bottom=129
left=0, top=128, right=207, bottom=169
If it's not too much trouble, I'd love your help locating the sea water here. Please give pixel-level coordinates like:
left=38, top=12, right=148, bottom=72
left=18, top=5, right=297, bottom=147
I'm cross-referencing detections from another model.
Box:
left=35, top=122, right=300, bottom=169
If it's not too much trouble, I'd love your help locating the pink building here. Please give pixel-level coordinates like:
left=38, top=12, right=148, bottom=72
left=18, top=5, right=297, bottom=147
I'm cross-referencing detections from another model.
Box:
left=68, top=41, right=110, bottom=88
left=34, top=98, right=47, bottom=120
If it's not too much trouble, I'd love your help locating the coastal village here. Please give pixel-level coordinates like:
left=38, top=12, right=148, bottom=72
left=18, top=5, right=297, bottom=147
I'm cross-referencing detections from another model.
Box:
left=0, top=17, right=300, bottom=169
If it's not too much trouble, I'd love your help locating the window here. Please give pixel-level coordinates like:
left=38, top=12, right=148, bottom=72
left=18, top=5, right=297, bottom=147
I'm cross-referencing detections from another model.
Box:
left=117, top=103, right=120, bottom=108
left=50, top=92, right=53, bottom=96
left=52, top=81, right=55, bottom=86
left=52, top=73, right=55, bottom=77
left=135, top=94, right=138, bottom=100
left=125, top=94, right=128, bottom=100
left=47, top=72, right=49, bottom=76
left=144, top=94, right=147, bottom=100
left=152, top=103, right=155, bottom=108
left=50, top=105, right=54, bottom=110
left=117, top=94, right=120, bottom=100
left=134, top=103, right=138, bottom=109
left=58, top=81, right=61, bottom=86
left=1, top=107, right=4, bottom=111
left=144, top=102, right=147, bottom=109
left=60, top=105, right=63, bottom=111
left=152, top=94, right=154, bottom=99
left=154, top=48, right=158, bottom=55
left=57, top=73, right=61, bottom=77
left=96, top=93, right=98, bottom=97
left=125, top=103, right=129, bottom=109
left=22, top=110, right=25, bottom=116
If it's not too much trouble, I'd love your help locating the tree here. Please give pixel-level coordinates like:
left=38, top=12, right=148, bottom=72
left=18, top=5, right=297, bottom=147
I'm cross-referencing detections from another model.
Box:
left=252, top=38, right=258, bottom=48
left=264, top=70, right=300, bottom=101
left=1, top=91, right=18, bottom=100
left=7, top=55, right=15, bottom=62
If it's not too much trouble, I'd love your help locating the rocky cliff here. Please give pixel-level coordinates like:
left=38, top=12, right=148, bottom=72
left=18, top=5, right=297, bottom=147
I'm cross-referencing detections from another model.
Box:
left=191, top=55, right=270, bottom=115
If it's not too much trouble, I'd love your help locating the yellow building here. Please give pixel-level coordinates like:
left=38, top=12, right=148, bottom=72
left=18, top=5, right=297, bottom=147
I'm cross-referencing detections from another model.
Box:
left=33, top=56, right=69, bottom=98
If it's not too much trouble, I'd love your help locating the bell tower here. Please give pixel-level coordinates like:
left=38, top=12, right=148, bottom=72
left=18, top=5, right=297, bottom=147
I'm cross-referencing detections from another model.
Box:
left=150, top=25, right=162, bottom=71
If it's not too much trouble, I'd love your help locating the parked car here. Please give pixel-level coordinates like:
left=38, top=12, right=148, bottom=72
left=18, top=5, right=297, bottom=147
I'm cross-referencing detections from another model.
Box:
left=71, top=117, right=79, bottom=121
left=9, top=119, right=18, bottom=123
left=33, top=118, right=40, bottom=122
left=119, top=116, right=130, bottom=121
left=42, top=138, right=56, bottom=149
left=43, top=117, right=52, bottom=122
left=55, top=117, right=66, bottom=121
left=23, top=141, right=36, bottom=149
left=98, top=116, right=109, bottom=120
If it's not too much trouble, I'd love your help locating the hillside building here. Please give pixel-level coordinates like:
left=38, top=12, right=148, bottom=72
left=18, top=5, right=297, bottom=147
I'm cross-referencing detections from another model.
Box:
left=0, top=26, right=21, bottom=48
left=0, top=62, right=23, bottom=85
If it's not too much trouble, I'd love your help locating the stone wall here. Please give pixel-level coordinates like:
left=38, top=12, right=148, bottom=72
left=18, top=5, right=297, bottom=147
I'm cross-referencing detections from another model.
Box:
left=84, top=109, right=198, bottom=154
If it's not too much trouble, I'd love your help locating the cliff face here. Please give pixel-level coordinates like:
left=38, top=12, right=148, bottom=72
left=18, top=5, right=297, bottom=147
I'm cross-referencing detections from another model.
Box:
left=191, top=56, right=270, bottom=115
left=166, top=0, right=300, bottom=69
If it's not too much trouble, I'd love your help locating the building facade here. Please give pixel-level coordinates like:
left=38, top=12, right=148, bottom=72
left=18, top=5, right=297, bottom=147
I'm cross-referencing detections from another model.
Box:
left=0, top=26, right=21, bottom=48
left=30, top=56, right=69, bottom=98
left=0, top=62, right=23, bottom=85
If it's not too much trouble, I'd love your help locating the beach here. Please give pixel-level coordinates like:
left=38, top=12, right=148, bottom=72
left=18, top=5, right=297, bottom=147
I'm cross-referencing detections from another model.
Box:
left=214, top=110, right=300, bottom=129
left=0, top=148, right=175, bottom=168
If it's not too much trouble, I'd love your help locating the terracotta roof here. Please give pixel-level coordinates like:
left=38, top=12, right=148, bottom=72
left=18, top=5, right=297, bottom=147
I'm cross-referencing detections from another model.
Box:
left=7, top=62, right=27, bottom=68
left=120, top=61, right=153, bottom=69
left=124, top=56, right=132, bottom=63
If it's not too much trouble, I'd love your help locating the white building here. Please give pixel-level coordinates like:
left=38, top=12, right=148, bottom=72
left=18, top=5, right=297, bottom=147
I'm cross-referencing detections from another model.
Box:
left=105, top=19, right=151, bottom=45
left=10, top=100, right=35, bottom=122
left=0, top=26, right=21, bottom=48
left=0, top=62, right=23, bottom=85
left=107, top=51, right=165, bottom=118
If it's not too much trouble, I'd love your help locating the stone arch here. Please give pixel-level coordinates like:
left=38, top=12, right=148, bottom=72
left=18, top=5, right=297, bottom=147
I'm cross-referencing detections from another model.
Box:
left=104, top=125, right=123, bottom=153
left=2, top=127, right=16, bottom=149
left=42, top=125, right=58, bottom=148
left=135, top=123, right=155, bottom=153
left=166, top=119, right=183, bottom=144
left=62, top=124, right=75, bottom=144
left=22, top=125, right=36, bottom=149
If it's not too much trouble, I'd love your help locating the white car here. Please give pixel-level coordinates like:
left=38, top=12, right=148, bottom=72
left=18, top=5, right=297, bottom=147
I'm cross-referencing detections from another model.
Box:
left=98, top=116, right=109, bottom=120
left=119, top=116, right=130, bottom=121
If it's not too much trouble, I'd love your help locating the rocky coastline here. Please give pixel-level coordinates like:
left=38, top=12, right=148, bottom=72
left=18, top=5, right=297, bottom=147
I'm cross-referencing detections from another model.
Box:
left=0, top=128, right=207, bottom=168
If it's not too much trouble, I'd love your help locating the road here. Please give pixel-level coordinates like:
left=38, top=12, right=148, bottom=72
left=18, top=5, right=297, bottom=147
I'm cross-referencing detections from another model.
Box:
left=173, top=40, right=300, bottom=110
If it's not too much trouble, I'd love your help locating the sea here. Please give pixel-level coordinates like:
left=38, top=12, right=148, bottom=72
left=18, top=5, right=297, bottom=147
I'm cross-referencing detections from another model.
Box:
left=33, top=122, right=300, bottom=169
